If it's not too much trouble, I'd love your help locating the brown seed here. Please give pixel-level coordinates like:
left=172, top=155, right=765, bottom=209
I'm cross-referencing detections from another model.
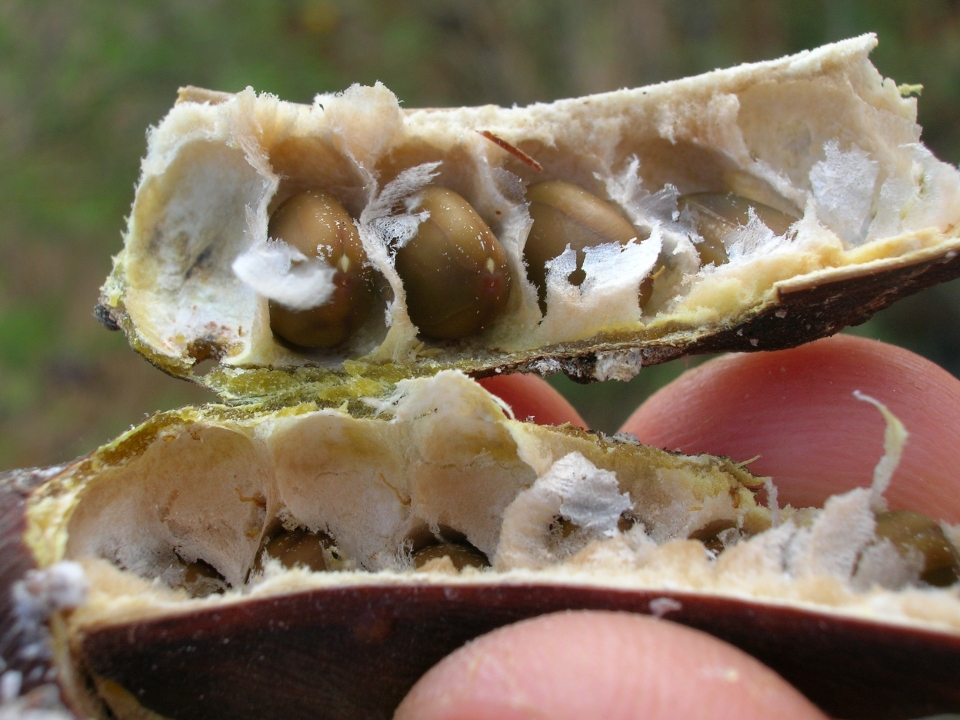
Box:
left=874, top=510, right=960, bottom=587
left=679, top=192, right=799, bottom=267
left=638, top=264, right=665, bottom=310
left=268, top=189, right=375, bottom=348
left=257, top=529, right=338, bottom=573
left=525, top=181, right=644, bottom=311
left=395, top=187, right=512, bottom=340
left=170, top=558, right=226, bottom=597
left=617, top=512, right=639, bottom=534
left=690, top=519, right=740, bottom=556
left=412, top=542, right=490, bottom=571
left=549, top=515, right=580, bottom=539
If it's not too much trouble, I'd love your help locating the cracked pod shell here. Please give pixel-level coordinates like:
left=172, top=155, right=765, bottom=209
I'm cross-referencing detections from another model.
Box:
left=2, top=35, right=960, bottom=720
left=96, top=34, right=960, bottom=400
left=3, top=372, right=960, bottom=720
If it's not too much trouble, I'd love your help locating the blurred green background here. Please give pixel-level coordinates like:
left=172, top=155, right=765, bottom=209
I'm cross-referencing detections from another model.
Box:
left=3, top=0, right=960, bottom=471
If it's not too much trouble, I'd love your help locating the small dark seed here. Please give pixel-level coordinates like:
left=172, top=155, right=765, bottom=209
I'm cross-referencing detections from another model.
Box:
left=170, top=558, right=227, bottom=598
left=690, top=519, right=740, bottom=556
left=260, top=529, right=328, bottom=572
left=617, top=512, right=639, bottom=534
left=549, top=515, right=580, bottom=539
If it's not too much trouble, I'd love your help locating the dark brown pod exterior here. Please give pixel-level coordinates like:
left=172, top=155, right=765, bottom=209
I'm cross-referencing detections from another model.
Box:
left=74, top=584, right=960, bottom=720
left=2, top=563, right=959, bottom=720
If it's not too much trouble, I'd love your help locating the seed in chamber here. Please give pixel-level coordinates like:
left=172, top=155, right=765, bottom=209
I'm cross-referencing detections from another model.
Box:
left=255, top=528, right=350, bottom=575
left=689, top=519, right=741, bottom=557
left=412, top=543, right=489, bottom=571
left=679, top=192, right=799, bottom=267
left=617, top=512, right=641, bottom=534
left=874, top=510, right=960, bottom=587
left=524, top=180, right=647, bottom=313
left=407, top=525, right=490, bottom=571
left=162, top=556, right=228, bottom=598
left=548, top=515, right=580, bottom=539
left=267, top=189, right=377, bottom=349
left=394, top=186, right=511, bottom=341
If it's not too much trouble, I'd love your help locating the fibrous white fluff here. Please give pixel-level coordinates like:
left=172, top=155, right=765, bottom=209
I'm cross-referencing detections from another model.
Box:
left=810, top=140, right=879, bottom=247
left=725, top=209, right=794, bottom=262
left=495, top=452, right=632, bottom=570
left=232, top=239, right=336, bottom=310
left=0, top=563, right=89, bottom=718
left=360, top=162, right=439, bottom=255
left=853, top=389, right=908, bottom=509
left=11, top=562, right=88, bottom=626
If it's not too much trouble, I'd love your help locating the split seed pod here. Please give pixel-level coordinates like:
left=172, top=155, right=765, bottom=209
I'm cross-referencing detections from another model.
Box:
left=4, top=36, right=960, bottom=720
left=95, top=35, right=960, bottom=390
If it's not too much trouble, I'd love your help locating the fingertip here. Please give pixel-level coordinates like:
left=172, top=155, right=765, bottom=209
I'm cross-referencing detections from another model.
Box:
left=395, top=611, right=827, bottom=720
left=620, top=335, right=960, bottom=521
left=477, top=374, right=587, bottom=429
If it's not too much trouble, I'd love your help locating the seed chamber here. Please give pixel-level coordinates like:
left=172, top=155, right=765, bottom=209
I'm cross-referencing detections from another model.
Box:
left=53, top=371, right=959, bottom=627
left=54, top=374, right=774, bottom=604
left=100, top=37, right=960, bottom=390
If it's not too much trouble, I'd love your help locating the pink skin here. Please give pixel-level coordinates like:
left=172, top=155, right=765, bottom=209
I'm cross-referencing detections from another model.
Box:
left=395, top=612, right=828, bottom=720
left=620, top=335, right=960, bottom=522
left=399, top=335, right=960, bottom=720
left=477, top=374, right=587, bottom=429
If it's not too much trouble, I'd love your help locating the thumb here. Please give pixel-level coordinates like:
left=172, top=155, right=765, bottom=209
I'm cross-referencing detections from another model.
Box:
left=395, top=611, right=828, bottom=720
left=620, top=335, right=960, bottom=522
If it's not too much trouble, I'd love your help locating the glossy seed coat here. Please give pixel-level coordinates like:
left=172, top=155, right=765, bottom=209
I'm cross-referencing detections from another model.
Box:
left=259, top=529, right=329, bottom=573
left=268, top=189, right=376, bottom=348
left=395, top=187, right=511, bottom=340
left=874, top=510, right=960, bottom=587
left=680, top=192, right=799, bottom=267
left=524, top=181, right=644, bottom=311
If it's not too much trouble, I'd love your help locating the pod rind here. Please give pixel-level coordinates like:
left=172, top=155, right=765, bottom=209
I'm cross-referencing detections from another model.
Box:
left=96, top=35, right=960, bottom=398
left=76, top=583, right=960, bottom=720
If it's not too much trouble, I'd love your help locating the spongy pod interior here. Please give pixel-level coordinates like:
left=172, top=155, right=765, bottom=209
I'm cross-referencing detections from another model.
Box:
left=57, top=371, right=757, bottom=598
left=100, top=35, right=960, bottom=384
left=26, top=371, right=952, bottom=642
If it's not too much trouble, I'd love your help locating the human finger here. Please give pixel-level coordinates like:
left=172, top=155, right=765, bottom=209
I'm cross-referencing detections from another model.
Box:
left=394, top=610, right=829, bottom=720
left=619, top=335, right=960, bottom=521
left=477, top=374, right=587, bottom=429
